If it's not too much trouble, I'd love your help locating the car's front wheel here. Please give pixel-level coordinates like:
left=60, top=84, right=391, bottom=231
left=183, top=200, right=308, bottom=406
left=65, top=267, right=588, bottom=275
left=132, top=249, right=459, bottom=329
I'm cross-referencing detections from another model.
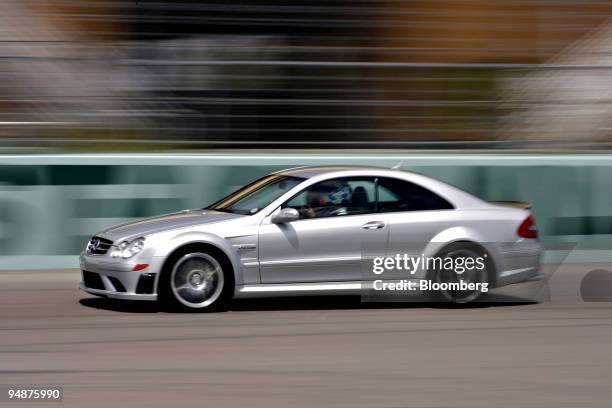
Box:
left=160, top=248, right=232, bottom=311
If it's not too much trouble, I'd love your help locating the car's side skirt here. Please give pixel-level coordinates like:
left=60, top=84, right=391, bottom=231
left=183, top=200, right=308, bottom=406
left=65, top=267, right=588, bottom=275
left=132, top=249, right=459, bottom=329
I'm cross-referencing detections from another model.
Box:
left=234, top=281, right=364, bottom=298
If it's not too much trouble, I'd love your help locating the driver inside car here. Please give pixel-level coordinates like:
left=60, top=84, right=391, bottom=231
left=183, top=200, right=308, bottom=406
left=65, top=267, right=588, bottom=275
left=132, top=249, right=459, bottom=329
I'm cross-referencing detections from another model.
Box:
left=299, top=182, right=353, bottom=219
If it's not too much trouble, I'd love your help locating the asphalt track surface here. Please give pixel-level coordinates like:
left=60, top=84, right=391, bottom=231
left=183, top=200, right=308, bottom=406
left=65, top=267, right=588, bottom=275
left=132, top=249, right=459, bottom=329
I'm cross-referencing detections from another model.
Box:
left=1, top=265, right=612, bottom=408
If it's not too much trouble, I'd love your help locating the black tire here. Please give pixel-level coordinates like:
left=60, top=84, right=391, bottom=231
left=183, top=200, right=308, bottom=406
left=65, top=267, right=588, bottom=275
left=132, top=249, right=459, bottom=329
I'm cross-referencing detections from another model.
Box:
left=158, top=245, right=234, bottom=312
left=427, top=242, right=491, bottom=304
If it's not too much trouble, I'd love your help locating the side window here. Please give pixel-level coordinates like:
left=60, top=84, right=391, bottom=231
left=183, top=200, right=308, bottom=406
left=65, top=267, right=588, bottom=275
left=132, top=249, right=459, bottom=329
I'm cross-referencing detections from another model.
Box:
left=283, top=177, right=376, bottom=219
left=377, top=177, right=454, bottom=212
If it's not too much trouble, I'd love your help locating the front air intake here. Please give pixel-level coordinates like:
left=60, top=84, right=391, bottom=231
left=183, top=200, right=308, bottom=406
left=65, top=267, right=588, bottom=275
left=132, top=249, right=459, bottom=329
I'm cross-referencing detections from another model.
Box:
left=82, top=271, right=105, bottom=290
left=136, top=273, right=156, bottom=294
left=108, top=276, right=126, bottom=292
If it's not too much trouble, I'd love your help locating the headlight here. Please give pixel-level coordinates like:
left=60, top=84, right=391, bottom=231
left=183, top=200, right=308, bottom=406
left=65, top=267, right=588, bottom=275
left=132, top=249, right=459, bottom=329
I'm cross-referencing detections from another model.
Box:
left=110, top=237, right=145, bottom=259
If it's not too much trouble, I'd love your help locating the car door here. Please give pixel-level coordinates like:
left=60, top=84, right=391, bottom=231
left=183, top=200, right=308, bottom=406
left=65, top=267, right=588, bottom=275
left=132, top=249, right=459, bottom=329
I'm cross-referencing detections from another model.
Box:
left=375, top=177, right=457, bottom=278
left=258, top=177, right=389, bottom=283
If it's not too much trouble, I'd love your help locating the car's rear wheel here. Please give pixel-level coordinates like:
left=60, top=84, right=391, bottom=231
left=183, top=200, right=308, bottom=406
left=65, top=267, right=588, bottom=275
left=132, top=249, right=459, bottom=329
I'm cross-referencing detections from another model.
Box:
left=160, top=248, right=232, bottom=311
left=430, top=243, right=490, bottom=304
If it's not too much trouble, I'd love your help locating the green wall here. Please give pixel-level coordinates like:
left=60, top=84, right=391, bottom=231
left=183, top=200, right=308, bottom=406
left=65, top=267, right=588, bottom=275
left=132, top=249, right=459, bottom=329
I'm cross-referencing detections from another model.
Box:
left=1, top=153, right=610, bottom=269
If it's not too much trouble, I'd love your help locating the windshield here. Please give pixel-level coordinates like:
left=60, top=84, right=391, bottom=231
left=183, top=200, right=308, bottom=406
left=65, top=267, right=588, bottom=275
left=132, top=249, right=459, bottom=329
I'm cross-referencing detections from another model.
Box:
left=206, top=174, right=305, bottom=215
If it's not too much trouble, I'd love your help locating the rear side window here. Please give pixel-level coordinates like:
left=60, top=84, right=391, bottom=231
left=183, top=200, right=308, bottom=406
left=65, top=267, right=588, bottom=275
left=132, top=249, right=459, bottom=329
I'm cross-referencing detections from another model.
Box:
left=377, top=177, right=454, bottom=212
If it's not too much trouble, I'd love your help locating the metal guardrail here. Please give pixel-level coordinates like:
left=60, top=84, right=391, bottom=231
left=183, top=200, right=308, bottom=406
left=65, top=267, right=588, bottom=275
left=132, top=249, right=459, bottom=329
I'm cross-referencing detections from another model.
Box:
left=2, top=0, right=611, bottom=144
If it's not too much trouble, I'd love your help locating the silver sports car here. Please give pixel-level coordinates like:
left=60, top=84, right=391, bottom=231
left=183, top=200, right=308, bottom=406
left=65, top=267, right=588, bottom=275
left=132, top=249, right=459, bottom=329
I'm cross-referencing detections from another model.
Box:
left=80, top=166, right=542, bottom=310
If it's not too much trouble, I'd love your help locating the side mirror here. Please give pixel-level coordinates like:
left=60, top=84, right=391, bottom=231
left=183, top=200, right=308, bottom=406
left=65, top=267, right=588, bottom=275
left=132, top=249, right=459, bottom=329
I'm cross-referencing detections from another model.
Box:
left=271, top=208, right=299, bottom=224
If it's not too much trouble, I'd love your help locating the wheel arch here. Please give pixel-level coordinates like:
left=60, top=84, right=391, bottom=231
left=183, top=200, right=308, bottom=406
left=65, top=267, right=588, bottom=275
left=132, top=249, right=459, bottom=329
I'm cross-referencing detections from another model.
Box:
left=423, top=226, right=500, bottom=287
left=157, top=232, right=242, bottom=289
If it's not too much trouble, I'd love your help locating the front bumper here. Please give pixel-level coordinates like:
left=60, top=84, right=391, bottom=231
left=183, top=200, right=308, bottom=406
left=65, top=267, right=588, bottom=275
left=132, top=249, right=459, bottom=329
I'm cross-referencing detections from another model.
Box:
left=79, top=283, right=157, bottom=301
left=79, top=252, right=162, bottom=301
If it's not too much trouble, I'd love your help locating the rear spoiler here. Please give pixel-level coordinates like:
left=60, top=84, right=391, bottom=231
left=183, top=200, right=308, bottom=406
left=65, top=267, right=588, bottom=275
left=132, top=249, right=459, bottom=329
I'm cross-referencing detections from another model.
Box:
left=489, top=201, right=532, bottom=210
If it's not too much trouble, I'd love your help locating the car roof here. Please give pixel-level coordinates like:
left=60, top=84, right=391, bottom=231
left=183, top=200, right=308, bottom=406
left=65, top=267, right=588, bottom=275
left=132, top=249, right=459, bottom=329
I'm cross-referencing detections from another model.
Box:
left=276, top=165, right=393, bottom=179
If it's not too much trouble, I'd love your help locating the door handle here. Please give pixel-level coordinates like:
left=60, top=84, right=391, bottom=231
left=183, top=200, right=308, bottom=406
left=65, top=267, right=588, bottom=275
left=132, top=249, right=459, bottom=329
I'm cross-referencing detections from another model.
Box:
left=362, top=221, right=385, bottom=230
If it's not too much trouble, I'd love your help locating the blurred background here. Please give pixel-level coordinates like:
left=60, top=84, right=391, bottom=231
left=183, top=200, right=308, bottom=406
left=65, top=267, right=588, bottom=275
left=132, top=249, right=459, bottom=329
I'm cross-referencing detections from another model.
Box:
left=2, top=0, right=612, bottom=149
left=2, top=0, right=612, bottom=267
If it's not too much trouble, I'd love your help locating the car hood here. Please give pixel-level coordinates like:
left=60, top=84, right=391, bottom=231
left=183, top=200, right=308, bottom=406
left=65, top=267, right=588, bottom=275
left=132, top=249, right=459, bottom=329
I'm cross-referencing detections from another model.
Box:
left=95, top=210, right=243, bottom=243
